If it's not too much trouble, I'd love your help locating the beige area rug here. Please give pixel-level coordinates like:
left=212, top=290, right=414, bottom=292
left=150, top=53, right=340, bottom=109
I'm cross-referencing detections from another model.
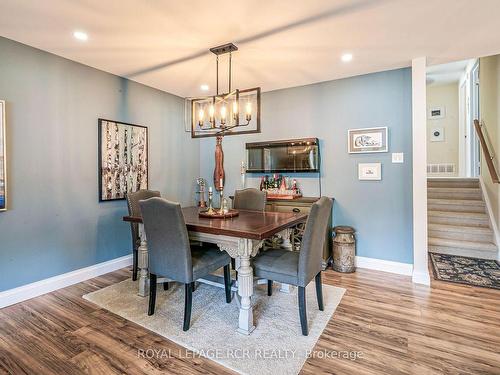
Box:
left=83, top=278, right=345, bottom=375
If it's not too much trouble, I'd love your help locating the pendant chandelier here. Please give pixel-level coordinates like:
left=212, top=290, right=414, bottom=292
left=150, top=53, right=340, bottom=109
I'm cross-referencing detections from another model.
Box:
left=190, top=43, right=261, bottom=138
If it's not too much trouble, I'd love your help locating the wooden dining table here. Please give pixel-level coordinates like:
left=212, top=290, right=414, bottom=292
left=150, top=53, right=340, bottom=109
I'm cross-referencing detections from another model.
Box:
left=123, top=206, right=307, bottom=335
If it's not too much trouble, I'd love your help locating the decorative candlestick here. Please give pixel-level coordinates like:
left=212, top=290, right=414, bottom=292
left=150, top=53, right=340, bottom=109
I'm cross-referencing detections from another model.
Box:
left=241, top=161, right=246, bottom=188
left=207, top=186, right=215, bottom=214
left=196, top=177, right=207, bottom=208
left=219, top=188, right=224, bottom=214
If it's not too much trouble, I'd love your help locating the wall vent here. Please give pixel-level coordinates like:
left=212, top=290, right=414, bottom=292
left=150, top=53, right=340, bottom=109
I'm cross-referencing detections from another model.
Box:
left=427, top=163, right=456, bottom=174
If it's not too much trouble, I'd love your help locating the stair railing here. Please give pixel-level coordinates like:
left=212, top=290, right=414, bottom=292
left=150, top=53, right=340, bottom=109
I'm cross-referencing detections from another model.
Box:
left=474, top=119, right=500, bottom=183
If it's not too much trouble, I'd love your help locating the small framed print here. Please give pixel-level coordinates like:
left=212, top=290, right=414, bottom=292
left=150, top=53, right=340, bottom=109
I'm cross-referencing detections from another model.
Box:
left=348, top=127, right=388, bottom=153
left=358, top=163, right=381, bottom=181
left=430, top=127, right=445, bottom=142
left=428, top=106, right=445, bottom=120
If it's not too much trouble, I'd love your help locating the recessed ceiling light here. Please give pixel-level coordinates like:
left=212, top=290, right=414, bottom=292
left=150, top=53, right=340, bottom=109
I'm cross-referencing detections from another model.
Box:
left=200, top=84, right=209, bottom=91
left=73, top=31, right=88, bottom=41
left=341, top=53, right=353, bottom=62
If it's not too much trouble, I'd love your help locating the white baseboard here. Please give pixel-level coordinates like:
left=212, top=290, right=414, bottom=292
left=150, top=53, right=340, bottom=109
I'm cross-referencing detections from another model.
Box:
left=412, top=271, right=431, bottom=285
left=355, top=256, right=413, bottom=276
left=0, top=254, right=133, bottom=309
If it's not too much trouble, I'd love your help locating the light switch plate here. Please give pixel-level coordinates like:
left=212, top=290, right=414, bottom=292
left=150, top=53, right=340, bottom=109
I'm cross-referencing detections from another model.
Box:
left=392, top=152, right=404, bottom=163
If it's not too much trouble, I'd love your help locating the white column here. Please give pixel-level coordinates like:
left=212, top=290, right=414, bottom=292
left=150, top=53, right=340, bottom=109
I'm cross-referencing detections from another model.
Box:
left=137, top=223, right=149, bottom=296
left=412, top=57, right=430, bottom=285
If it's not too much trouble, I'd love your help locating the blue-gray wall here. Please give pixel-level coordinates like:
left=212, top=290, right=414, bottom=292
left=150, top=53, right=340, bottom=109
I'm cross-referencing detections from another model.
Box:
left=0, top=37, right=199, bottom=291
left=0, top=35, right=413, bottom=292
left=200, top=68, right=413, bottom=264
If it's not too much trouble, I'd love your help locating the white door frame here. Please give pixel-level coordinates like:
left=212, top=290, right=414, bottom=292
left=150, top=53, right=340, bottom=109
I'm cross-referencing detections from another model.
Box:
left=412, top=57, right=430, bottom=285
left=470, top=61, right=481, bottom=177
left=458, top=81, right=467, bottom=177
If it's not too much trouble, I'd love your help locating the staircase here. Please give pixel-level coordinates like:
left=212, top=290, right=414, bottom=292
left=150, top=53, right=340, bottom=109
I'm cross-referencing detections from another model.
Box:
left=427, top=178, right=499, bottom=260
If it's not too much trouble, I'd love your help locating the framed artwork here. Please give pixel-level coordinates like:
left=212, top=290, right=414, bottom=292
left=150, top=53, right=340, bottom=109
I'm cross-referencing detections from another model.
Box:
left=358, top=163, right=382, bottom=181
left=428, top=106, right=445, bottom=120
left=0, top=100, right=6, bottom=211
left=98, top=119, right=148, bottom=202
left=190, top=87, right=261, bottom=138
left=348, top=127, right=388, bottom=153
left=430, top=127, right=445, bottom=142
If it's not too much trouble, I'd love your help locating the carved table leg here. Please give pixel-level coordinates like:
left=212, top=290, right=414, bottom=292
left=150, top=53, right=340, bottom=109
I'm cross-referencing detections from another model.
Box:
left=278, top=228, right=294, bottom=294
left=236, top=239, right=255, bottom=335
left=137, top=223, right=149, bottom=297
left=280, top=227, right=294, bottom=251
left=217, top=237, right=261, bottom=335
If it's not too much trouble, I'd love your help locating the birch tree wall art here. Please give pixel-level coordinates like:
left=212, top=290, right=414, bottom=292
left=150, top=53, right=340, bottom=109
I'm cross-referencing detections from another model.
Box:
left=98, top=119, right=148, bottom=201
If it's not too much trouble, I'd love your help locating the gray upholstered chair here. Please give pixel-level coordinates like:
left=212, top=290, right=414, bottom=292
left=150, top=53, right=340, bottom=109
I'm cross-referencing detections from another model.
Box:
left=126, top=189, right=161, bottom=281
left=252, top=196, right=333, bottom=336
left=233, top=188, right=266, bottom=211
left=140, top=197, right=232, bottom=331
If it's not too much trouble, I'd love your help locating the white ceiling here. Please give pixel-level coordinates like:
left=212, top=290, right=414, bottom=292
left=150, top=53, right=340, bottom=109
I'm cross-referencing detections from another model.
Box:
left=426, top=59, right=474, bottom=86
left=1, top=0, right=500, bottom=98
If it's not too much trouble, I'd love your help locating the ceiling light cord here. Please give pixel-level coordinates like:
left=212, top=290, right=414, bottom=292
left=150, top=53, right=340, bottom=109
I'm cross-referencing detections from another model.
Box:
left=216, top=55, right=219, bottom=96
left=229, top=52, right=232, bottom=93
left=215, top=51, right=233, bottom=96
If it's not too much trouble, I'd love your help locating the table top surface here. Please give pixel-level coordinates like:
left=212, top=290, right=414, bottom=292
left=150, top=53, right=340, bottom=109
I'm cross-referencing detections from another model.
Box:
left=123, top=206, right=307, bottom=240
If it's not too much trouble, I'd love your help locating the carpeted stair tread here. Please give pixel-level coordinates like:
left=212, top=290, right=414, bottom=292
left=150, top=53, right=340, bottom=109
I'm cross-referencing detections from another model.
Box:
left=428, top=237, right=497, bottom=251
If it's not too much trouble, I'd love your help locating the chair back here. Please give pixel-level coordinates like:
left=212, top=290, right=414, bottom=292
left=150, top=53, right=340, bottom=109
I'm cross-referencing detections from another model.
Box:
left=298, top=197, right=333, bottom=287
left=139, top=197, right=193, bottom=283
left=233, top=188, right=266, bottom=211
left=127, top=189, right=161, bottom=251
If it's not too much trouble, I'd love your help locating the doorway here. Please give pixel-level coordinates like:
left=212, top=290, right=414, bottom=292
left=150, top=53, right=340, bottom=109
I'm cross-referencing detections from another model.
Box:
left=470, top=61, right=481, bottom=177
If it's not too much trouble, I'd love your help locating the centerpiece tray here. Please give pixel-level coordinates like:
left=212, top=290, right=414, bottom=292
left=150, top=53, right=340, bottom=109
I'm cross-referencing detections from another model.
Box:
left=198, top=209, right=240, bottom=219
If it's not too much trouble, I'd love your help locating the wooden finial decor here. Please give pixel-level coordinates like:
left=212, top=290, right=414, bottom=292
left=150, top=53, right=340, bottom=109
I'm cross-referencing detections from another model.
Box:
left=214, top=136, right=225, bottom=191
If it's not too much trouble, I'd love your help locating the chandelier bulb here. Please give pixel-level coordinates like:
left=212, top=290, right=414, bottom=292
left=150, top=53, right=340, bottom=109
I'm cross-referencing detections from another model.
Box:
left=198, top=108, right=204, bottom=127
left=245, top=102, right=252, bottom=122
left=209, top=105, right=215, bottom=122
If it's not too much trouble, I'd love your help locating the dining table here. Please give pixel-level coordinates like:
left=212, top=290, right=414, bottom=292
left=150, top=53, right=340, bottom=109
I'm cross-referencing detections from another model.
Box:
left=123, top=206, right=307, bottom=335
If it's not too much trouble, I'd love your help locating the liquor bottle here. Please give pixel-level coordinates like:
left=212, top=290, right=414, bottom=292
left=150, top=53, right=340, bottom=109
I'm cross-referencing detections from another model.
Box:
left=264, top=175, right=269, bottom=190
left=259, top=176, right=265, bottom=191
left=292, top=179, right=298, bottom=193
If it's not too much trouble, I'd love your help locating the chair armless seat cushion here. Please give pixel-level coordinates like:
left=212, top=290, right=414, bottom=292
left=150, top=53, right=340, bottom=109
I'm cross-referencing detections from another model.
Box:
left=191, top=245, right=231, bottom=281
left=253, top=249, right=299, bottom=286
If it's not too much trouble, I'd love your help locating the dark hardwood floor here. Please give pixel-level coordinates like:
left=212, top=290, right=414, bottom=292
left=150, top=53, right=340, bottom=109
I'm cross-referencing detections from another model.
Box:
left=1, top=266, right=499, bottom=374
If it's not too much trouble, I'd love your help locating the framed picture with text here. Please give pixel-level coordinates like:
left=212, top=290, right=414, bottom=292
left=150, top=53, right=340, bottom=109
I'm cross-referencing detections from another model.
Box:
left=358, top=163, right=382, bottom=181
left=348, top=127, right=388, bottom=153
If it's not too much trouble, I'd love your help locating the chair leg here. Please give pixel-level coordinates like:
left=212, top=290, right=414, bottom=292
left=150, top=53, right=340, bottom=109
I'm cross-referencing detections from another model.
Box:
left=132, top=249, right=138, bottom=281
left=191, top=281, right=196, bottom=292
left=148, top=274, right=157, bottom=316
left=223, top=264, right=232, bottom=303
left=183, top=283, right=193, bottom=331
left=267, top=280, right=273, bottom=296
left=163, top=282, right=169, bottom=290
left=315, top=272, right=324, bottom=311
left=298, top=286, right=308, bottom=336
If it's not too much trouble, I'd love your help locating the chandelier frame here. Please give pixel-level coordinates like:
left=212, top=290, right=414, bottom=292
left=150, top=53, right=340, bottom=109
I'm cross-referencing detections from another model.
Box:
left=190, top=43, right=261, bottom=139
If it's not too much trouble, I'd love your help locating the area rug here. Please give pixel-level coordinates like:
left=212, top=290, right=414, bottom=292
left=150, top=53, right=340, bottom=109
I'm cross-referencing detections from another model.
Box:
left=83, top=279, right=345, bottom=375
left=430, top=253, right=500, bottom=290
